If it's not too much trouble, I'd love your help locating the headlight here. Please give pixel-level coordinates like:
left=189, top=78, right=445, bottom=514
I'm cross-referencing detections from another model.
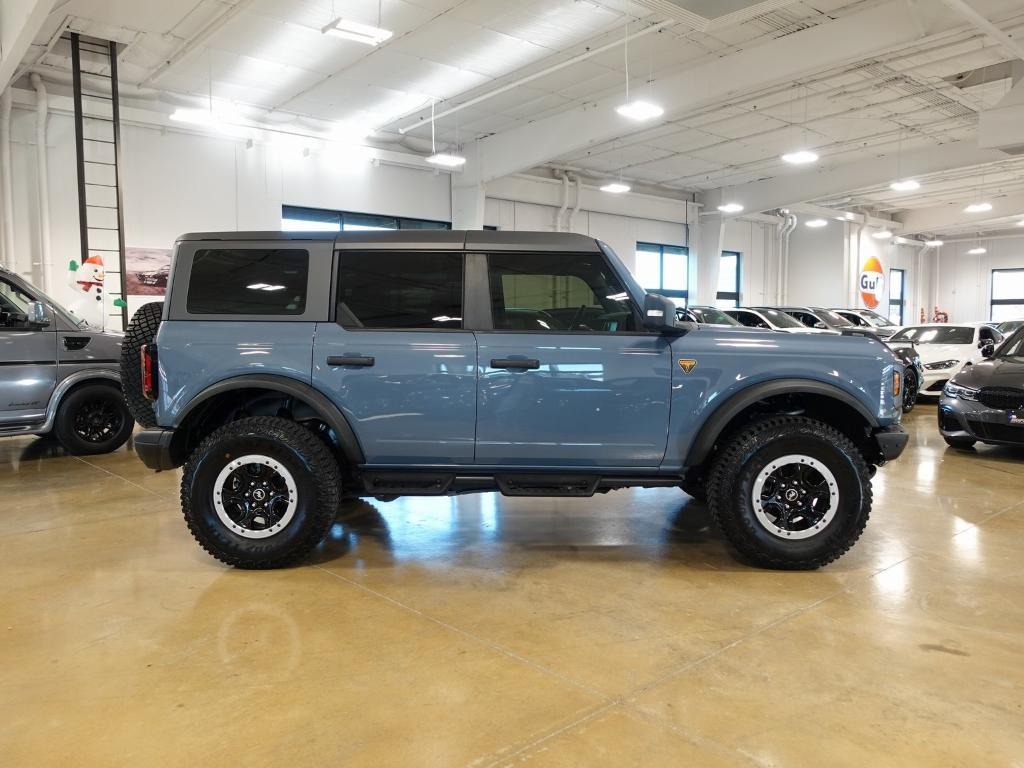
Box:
left=925, top=359, right=959, bottom=370
left=943, top=381, right=979, bottom=400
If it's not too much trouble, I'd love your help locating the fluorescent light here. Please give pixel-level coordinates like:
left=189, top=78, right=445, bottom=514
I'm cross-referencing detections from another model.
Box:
left=615, top=100, right=664, bottom=121
left=968, top=246, right=987, bottom=254
left=781, top=149, right=819, bottom=165
left=872, top=229, right=893, bottom=239
left=426, top=152, right=466, bottom=168
left=247, top=283, right=284, bottom=291
left=717, top=202, right=743, bottom=213
left=925, top=239, right=944, bottom=246
left=805, top=218, right=827, bottom=228
left=890, top=179, right=920, bottom=192
left=600, top=182, right=631, bottom=194
left=1017, top=219, right=1024, bottom=226
left=321, top=18, right=393, bottom=45
left=964, top=202, right=992, bottom=213
left=170, top=108, right=216, bottom=126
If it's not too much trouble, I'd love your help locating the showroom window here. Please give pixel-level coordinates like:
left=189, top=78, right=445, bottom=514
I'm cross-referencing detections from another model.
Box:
left=487, top=252, right=638, bottom=333
left=338, top=252, right=463, bottom=329
left=635, top=242, right=688, bottom=306
left=990, top=269, right=1024, bottom=322
left=282, top=205, right=451, bottom=232
left=186, top=249, right=309, bottom=315
left=716, top=251, right=741, bottom=308
left=889, top=268, right=906, bottom=324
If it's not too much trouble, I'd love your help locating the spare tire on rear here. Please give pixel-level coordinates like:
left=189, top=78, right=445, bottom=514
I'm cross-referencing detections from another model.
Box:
left=120, top=301, right=163, bottom=427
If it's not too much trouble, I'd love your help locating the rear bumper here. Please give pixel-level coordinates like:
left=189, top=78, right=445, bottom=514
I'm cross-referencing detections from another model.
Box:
left=133, top=427, right=178, bottom=471
left=871, top=425, right=909, bottom=462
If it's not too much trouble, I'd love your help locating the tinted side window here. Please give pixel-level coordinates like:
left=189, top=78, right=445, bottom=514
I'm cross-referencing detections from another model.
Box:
left=487, top=252, right=638, bottom=333
left=338, top=252, right=463, bottom=329
left=733, top=311, right=758, bottom=327
left=187, top=249, right=309, bottom=315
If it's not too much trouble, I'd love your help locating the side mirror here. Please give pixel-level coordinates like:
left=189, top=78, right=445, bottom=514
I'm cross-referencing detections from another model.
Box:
left=27, top=300, right=50, bottom=328
left=981, top=342, right=995, bottom=358
left=643, top=293, right=683, bottom=334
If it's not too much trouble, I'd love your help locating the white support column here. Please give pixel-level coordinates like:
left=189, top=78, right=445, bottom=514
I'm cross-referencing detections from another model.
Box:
left=694, top=213, right=725, bottom=306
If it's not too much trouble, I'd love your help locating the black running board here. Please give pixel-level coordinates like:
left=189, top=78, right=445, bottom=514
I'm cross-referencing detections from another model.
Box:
left=358, top=471, right=679, bottom=497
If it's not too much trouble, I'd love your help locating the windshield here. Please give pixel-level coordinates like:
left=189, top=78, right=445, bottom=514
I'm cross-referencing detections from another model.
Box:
left=692, top=307, right=740, bottom=326
left=857, top=309, right=897, bottom=328
left=997, top=319, right=1024, bottom=334
left=890, top=326, right=974, bottom=345
left=998, top=328, right=1024, bottom=359
left=816, top=308, right=856, bottom=328
left=759, top=309, right=804, bottom=328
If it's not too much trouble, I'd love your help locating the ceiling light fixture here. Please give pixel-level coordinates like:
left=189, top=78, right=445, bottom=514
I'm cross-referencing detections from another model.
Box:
left=426, top=152, right=466, bottom=167
left=615, top=22, right=664, bottom=122
left=890, top=179, right=920, bottom=192
left=781, top=149, right=818, bottom=165
left=925, top=239, right=944, bottom=246
left=1018, top=219, right=1024, bottom=226
left=717, top=202, right=743, bottom=213
left=872, top=229, right=893, bottom=239
left=805, top=218, right=827, bottom=228
left=968, top=246, right=987, bottom=255
left=600, top=182, right=631, bottom=194
left=964, top=202, right=993, bottom=213
left=321, top=18, right=392, bottom=45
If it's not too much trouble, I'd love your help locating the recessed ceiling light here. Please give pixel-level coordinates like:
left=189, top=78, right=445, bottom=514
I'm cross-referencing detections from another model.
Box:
left=890, top=179, right=920, bottom=192
left=717, top=202, right=743, bottom=213
left=600, top=182, right=631, bottom=194
left=872, top=229, right=893, bottom=239
left=781, top=149, right=819, bottom=165
left=925, top=239, right=944, bottom=246
left=805, top=218, right=827, bottom=228
left=615, top=100, right=664, bottom=121
left=964, top=202, right=993, bottom=213
left=321, top=18, right=393, bottom=45
left=1017, top=219, right=1024, bottom=226
left=426, top=152, right=466, bottom=168
left=968, top=246, right=987, bottom=254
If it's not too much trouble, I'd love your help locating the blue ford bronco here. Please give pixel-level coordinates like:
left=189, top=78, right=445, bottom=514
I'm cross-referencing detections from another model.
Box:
left=122, top=230, right=907, bottom=570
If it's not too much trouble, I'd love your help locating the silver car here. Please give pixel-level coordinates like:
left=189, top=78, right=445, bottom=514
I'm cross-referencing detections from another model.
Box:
left=0, top=266, right=132, bottom=454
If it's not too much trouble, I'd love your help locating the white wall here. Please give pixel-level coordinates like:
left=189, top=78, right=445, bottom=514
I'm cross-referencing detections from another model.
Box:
left=935, top=237, right=1024, bottom=322
left=786, top=222, right=847, bottom=306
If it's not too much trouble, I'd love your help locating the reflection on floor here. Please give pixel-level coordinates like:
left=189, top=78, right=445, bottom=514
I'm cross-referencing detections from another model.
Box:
left=1, top=405, right=1022, bottom=766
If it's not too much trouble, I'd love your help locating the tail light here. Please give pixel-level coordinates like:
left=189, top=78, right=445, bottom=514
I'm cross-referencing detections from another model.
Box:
left=141, top=344, right=158, bottom=400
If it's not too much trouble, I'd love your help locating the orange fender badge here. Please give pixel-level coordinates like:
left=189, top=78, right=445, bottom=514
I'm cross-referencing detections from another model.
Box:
left=678, top=359, right=697, bottom=374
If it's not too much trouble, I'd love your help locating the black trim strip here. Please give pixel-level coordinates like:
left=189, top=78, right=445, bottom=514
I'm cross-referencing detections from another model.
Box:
left=61, top=358, right=119, bottom=365
left=0, top=360, right=56, bottom=366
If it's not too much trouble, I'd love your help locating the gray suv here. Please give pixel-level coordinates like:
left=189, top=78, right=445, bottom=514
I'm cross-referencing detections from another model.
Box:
left=123, top=231, right=907, bottom=571
left=0, top=266, right=131, bottom=454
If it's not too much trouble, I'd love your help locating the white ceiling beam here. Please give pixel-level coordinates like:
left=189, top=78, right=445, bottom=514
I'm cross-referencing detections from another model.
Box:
left=0, top=0, right=55, bottom=90
left=941, top=0, right=1024, bottom=62
left=472, top=0, right=970, bottom=183
left=898, top=190, right=1024, bottom=234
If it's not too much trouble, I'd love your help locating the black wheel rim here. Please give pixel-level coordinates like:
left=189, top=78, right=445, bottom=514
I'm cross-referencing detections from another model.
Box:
left=72, top=397, right=124, bottom=443
left=752, top=455, right=839, bottom=539
left=903, top=371, right=918, bottom=410
left=213, top=455, right=298, bottom=539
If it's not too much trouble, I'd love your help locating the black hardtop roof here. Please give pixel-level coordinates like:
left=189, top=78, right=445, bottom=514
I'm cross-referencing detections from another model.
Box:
left=176, top=230, right=603, bottom=253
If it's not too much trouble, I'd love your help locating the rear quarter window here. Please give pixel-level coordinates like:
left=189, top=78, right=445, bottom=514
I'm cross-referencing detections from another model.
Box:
left=186, top=249, right=309, bottom=315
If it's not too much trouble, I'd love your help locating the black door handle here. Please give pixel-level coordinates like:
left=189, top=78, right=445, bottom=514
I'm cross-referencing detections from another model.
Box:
left=327, top=355, right=375, bottom=367
left=490, top=358, right=540, bottom=370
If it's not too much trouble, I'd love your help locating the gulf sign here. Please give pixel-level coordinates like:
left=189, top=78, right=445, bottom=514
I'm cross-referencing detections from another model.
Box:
left=859, top=256, right=885, bottom=310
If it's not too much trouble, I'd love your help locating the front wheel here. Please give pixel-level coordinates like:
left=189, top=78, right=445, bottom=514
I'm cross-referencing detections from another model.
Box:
left=902, top=368, right=919, bottom=413
left=181, top=417, right=340, bottom=568
left=707, top=416, right=871, bottom=570
left=52, top=383, right=134, bottom=455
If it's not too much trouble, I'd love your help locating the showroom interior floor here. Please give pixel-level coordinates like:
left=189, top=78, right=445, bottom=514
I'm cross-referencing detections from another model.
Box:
left=1, top=405, right=1021, bottom=766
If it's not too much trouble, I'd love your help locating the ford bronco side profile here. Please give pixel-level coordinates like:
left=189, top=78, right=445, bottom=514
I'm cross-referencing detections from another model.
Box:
left=123, top=231, right=907, bottom=570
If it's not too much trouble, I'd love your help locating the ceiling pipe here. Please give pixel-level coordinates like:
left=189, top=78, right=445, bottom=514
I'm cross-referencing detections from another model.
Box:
left=397, top=20, right=676, bottom=135
left=567, top=172, right=582, bottom=233
left=0, top=89, right=13, bottom=271
left=29, top=74, right=51, bottom=291
left=941, top=0, right=1024, bottom=62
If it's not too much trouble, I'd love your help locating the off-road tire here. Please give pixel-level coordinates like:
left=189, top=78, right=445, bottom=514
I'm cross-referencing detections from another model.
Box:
left=707, top=416, right=871, bottom=570
left=181, top=417, right=340, bottom=569
left=52, top=382, right=134, bottom=455
left=942, top=435, right=976, bottom=450
left=120, top=301, right=163, bottom=427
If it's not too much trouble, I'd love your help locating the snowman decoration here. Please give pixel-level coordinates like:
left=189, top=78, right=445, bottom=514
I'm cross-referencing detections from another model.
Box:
left=67, top=255, right=125, bottom=329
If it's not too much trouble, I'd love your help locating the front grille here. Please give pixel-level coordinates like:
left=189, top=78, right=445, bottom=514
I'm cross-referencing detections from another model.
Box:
left=978, top=387, right=1024, bottom=410
left=966, top=418, right=1024, bottom=444
left=925, top=378, right=948, bottom=392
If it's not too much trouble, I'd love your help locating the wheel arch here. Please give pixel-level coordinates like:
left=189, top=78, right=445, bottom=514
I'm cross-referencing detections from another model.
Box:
left=173, top=374, right=365, bottom=466
left=41, top=369, right=121, bottom=433
left=684, top=379, right=880, bottom=468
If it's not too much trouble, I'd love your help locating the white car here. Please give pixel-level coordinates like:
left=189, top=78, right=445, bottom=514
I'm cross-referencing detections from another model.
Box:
left=831, top=308, right=901, bottom=339
left=888, top=322, right=1003, bottom=397
left=726, top=307, right=839, bottom=334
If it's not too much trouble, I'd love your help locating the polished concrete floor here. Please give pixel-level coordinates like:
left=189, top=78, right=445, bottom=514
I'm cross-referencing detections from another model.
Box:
left=1, top=404, right=1022, bottom=766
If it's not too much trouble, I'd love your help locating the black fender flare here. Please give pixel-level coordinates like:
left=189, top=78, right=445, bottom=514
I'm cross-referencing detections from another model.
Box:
left=684, top=378, right=879, bottom=467
left=175, top=374, right=365, bottom=464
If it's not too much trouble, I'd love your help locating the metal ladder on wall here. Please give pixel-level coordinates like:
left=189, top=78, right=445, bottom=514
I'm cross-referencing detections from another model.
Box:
left=69, top=32, right=128, bottom=330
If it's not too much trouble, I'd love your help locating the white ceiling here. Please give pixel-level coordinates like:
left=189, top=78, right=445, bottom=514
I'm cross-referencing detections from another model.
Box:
left=11, top=0, right=1024, bottom=230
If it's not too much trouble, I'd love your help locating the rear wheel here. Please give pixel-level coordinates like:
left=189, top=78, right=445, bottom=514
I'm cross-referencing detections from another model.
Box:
left=53, top=382, right=133, bottom=455
left=707, top=416, right=871, bottom=570
left=181, top=417, right=340, bottom=568
left=120, top=301, right=163, bottom=427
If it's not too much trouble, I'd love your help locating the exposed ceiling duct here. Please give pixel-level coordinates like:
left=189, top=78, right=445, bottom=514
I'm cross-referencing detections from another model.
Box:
left=625, top=0, right=801, bottom=31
